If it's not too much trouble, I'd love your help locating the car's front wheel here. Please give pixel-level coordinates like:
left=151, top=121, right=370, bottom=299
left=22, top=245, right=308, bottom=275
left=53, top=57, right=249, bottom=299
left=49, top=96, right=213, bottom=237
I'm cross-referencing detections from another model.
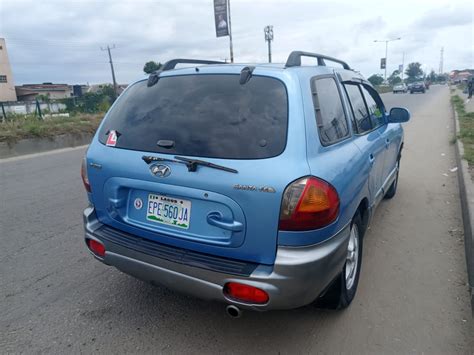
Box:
left=316, top=212, right=364, bottom=309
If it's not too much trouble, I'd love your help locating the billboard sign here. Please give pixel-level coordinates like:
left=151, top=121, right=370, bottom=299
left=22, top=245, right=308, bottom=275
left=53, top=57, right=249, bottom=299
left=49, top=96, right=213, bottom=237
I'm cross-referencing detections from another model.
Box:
left=214, top=0, right=229, bottom=37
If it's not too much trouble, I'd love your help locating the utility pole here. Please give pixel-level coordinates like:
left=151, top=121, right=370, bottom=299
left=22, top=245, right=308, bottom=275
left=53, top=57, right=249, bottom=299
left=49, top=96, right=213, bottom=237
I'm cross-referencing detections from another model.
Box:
left=101, top=44, right=118, bottom=100
left=227, top=0, right=234, bottom=63
left=374, top=37, right=401, bottom=81
left=264, top=25, right=274, bottom=63
left=401, top=52, right=405, bottom=81
left=439, top=47, right=444, bottom=75
left=1, top=102, right=6, bottom=123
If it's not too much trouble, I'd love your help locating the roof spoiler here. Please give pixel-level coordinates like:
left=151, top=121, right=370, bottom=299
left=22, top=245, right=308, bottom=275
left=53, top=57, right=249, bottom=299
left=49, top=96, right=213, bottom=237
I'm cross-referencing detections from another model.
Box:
left=285, top=51, right=351, bottom=70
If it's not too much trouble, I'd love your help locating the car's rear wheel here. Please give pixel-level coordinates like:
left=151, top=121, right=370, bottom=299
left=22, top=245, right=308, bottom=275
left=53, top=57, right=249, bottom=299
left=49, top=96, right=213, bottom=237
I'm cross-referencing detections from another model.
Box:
left=316, top=212, right=364, bottom=309
left=384, top=159, right=400, bottom=199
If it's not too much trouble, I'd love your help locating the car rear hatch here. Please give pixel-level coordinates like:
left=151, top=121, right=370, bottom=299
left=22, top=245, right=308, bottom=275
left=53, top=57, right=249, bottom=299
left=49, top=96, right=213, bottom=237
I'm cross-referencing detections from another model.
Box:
left=86, top=70, right=308, bottom=265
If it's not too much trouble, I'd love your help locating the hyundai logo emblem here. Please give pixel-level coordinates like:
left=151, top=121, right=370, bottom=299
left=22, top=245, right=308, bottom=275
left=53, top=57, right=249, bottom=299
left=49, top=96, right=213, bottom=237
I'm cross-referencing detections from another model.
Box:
left=150, top=164, right=171, bottom=178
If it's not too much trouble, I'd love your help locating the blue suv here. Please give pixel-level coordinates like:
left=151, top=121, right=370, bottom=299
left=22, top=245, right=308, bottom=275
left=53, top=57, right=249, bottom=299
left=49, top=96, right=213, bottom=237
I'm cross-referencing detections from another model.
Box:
left=82, top=51, right=410, bottom=315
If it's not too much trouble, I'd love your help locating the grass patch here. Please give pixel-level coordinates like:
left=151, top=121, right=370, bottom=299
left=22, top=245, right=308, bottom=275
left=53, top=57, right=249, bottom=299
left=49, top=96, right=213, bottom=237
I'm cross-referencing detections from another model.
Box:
left=0, top=113, right=103, bottom=144
left=452, top=95, right=474, bottom=165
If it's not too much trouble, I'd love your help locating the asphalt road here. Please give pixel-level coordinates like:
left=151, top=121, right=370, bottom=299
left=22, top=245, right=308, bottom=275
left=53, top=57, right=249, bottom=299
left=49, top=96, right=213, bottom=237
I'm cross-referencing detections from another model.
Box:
left=1, top=85, right=473, bottom=353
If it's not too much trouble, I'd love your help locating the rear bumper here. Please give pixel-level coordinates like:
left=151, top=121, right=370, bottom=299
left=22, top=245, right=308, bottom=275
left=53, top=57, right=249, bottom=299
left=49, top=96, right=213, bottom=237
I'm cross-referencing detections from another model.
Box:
left=84, top=206, right=350, bottom=310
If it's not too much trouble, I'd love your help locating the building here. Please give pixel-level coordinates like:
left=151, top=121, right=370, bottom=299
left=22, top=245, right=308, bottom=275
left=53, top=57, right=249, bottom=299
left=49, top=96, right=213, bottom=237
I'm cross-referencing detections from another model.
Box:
left=0, top=38, right=18, bottom=102
left=15, top=83, right=72, bottom=101
left=85, top=83, right=128, bottom=95
left=449, top=69, right=474, bottom=83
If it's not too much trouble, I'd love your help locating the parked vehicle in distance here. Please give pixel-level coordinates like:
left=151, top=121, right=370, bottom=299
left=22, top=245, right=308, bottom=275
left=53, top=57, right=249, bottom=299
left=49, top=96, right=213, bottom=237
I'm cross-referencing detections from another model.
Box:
left=410, top=81, right=426, bottom=94
left=82, top=51, right=410, bottom=316
left=393, top=83, right=407, bottom=93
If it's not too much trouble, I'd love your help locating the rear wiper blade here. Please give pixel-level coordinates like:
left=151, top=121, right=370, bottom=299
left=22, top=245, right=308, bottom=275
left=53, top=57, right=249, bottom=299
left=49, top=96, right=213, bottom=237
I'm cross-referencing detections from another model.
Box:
left=142, top=155, right=238, bottom=174
left=174, top=156, right=238, bottom=173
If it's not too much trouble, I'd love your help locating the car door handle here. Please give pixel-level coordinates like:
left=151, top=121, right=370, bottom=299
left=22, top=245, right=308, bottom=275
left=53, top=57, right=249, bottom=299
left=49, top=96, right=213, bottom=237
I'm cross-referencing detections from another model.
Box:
left=207, top=212, right=243, bottom=232
left=369, top=154, right=375, bottom=165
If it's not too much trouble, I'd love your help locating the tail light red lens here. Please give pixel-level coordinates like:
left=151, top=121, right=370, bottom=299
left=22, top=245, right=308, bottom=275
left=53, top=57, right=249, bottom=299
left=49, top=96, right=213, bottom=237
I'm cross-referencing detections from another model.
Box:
left=279, top=177, right=339, bottom=231
left=87, top=239, right=106, bottom=257
left=224, top=282, right=269, bottom=304
left=81, top=157, right=91, bottom=192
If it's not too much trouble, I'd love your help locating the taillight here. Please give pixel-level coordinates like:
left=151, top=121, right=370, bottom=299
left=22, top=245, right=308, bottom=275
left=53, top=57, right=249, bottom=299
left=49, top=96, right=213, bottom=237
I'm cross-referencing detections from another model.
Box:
left=279, top=177, right=339, bottom=231
left=81, top=157, right=91, bottom=192
left=87, top=239, right=105, bottom=257
left=224, top=282, right=269, bottom=304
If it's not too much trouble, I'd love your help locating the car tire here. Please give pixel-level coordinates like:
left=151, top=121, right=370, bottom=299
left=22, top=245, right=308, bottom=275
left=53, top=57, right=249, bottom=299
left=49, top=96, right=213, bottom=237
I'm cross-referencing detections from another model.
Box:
left=315, top=212, right=364, bottom=310
left=384, top=159, right=400, bottom=199
left=410, top=91, right=413, bottom=94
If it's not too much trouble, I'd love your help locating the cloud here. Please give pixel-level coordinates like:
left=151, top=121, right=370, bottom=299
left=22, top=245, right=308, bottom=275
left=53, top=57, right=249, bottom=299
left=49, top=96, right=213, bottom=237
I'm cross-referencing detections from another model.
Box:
left=414, top=5, right=473, bottom=29
left=355, top=16, right=386, bottom=33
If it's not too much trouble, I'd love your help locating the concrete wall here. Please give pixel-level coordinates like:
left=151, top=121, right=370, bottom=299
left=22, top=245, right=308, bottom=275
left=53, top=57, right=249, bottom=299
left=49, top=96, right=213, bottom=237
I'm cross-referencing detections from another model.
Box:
left=0, top=132, right=93, bottom=158
left=0, top=38, right=18, bottom=102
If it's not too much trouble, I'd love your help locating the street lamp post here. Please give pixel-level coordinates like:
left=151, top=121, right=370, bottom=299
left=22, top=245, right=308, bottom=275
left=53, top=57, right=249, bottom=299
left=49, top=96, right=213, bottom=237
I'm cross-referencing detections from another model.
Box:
left=374, top=37, right=401, bottom=81
left=264, top=25, right=274, bottom=63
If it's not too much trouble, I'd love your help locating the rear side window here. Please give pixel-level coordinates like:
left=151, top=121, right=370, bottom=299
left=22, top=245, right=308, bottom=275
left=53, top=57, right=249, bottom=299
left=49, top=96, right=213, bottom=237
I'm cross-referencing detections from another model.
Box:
left=311, top=77, right=349, bottom=145
left=361, top=85, right=385, bottom=128
left=99, top=75, right=288, bottom=159
left=344, top=84, right=372, bottom=134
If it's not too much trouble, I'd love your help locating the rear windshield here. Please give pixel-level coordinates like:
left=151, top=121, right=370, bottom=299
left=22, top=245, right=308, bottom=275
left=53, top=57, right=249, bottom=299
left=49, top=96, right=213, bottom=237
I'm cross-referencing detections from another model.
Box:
left=98, top=74, right=288, bottom=159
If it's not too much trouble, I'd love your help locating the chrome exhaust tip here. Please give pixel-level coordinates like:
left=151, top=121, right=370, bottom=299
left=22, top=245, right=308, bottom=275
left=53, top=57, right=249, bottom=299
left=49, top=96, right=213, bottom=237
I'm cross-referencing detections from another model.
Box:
left=226, top=305, right=242, bottom=318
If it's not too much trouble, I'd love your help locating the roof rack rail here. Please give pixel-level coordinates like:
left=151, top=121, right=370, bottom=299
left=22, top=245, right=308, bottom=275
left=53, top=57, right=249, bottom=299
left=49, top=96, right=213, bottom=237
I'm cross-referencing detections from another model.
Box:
left=161, top=59, right=226, bottom=71
left=285, top=51, right=351, bottom=70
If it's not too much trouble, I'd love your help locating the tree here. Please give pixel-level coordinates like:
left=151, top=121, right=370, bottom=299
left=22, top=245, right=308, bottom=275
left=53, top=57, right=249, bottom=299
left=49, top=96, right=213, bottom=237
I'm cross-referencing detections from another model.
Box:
left=36, top=93, right=51, bottom=112
left=367, top=74, right=384, bottom=86
left=436, top=73, right=448, bottom=82
left=61, top=85, right=115, bottom=114
left=100, top=84, right=116, bottom=103
left=405, top=62, right=424, bottom=83
left=388, top=70, right=402, bottom=85
left=428, top=70, right=436, bottom=82
left=143, top=61, right=162, bottom=74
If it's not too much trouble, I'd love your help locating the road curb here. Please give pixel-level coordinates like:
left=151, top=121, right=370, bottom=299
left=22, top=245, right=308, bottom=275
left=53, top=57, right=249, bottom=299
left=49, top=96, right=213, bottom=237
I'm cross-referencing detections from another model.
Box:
left=0, top=132, right=93, bottom=159
left=452, top=101, right=474, bottom=315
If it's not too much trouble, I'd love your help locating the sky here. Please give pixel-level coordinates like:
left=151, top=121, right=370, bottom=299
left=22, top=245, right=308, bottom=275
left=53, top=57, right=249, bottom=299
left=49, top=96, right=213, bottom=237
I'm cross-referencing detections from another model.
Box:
left=0, top=0, right=472, bottom=85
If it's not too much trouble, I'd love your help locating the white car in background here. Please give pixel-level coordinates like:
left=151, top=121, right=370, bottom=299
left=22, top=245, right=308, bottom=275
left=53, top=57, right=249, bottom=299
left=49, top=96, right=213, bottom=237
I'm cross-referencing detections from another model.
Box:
left=393, top=84, right=407, bottom=94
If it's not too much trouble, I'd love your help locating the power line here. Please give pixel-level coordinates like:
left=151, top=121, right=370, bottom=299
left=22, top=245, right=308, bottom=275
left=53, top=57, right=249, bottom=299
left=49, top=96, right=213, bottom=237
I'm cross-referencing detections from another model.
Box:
left=5, top=37, right=126, bottom=50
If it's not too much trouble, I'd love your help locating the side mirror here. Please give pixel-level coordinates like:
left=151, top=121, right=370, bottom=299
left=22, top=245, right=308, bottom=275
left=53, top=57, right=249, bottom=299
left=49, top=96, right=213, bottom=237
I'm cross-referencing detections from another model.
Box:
left=388, top=107, right=410, bottom=123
